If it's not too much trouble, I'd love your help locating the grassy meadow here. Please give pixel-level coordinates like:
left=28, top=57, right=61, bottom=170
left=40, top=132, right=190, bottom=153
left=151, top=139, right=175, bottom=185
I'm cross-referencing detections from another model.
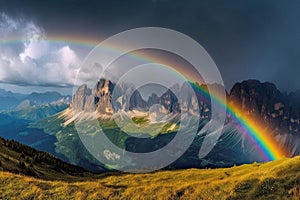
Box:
left=0, top=156, right=300, bottom=200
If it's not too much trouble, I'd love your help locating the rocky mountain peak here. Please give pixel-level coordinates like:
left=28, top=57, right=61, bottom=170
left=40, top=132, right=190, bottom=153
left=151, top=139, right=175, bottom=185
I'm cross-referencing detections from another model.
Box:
left=229, top=80, right=285, bottom=115
left=228, top=80, right=300, bottom=137
left=70, top=78, right=300, bottom=138
left=95, top=79, right=114, bottom=97
left=71, top=84, right=92, bottom=111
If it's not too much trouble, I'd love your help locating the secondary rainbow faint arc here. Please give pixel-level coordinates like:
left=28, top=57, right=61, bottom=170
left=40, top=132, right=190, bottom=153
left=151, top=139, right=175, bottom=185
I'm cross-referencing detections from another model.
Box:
left=2, top=36, right=286, bottom=161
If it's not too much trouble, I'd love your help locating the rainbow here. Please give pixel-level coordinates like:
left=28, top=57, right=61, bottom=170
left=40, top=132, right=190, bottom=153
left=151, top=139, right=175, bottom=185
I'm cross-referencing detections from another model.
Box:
left=1, top=36, right=286, bottom=161
left=191, top=83, right=286, bottom=161
left=1, top=36, right=203, bottom=83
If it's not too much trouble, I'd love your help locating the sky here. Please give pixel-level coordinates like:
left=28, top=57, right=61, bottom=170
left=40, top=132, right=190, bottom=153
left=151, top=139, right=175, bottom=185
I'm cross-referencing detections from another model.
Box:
left=0, top=0, right=299, bottom=94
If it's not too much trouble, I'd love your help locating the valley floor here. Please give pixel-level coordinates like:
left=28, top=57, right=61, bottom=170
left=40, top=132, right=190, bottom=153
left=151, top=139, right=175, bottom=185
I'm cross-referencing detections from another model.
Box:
left=1, top=156, right=300, bottom=200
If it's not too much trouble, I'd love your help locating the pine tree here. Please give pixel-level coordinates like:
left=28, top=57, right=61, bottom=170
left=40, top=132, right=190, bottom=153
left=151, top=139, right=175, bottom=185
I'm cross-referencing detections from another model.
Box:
left=19, top=161, right=26, bottom=169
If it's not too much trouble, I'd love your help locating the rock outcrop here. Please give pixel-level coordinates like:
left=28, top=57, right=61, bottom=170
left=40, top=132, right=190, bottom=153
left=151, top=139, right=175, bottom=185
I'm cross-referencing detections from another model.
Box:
left=71, top=78, right=300, bottom=143
left=229, top=80, right=300, bottom=135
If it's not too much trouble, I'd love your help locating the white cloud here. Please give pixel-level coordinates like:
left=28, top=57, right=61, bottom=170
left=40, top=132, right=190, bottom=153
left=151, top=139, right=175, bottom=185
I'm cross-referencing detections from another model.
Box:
left=0, top=13, right=81, bottom=87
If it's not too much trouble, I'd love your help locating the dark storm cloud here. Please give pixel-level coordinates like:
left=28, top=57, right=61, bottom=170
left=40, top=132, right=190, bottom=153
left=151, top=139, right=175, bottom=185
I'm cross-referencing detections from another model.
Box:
left=1, top=0, right=300, bottom=92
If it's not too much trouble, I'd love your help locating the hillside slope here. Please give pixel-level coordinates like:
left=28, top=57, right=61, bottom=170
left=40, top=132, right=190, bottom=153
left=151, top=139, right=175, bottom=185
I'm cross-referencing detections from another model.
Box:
left=0, top=137, right=92, bottom=181
left=0, top=154, right=299, bottom=199
left=1, top=103, right=68, bottom=121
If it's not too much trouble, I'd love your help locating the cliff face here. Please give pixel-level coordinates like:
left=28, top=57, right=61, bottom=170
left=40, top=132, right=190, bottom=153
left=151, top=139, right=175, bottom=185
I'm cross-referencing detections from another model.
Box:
left=71, top=78, right=300, bottom=138
left=71, top=84, right=92, bottom=111
left=229, top=80, right=300, bottom=135
left=71, top=79, right=114, bottom=114
left=70, top=78, right=213, bottom=119
left=40, top=79, right=300, bottom=170
left=95, top=79, right=114, bottom=114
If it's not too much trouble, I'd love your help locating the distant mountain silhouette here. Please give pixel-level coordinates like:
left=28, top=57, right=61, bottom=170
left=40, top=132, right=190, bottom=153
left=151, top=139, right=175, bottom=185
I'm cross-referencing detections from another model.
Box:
left=0, top=89, right=71, bottom=111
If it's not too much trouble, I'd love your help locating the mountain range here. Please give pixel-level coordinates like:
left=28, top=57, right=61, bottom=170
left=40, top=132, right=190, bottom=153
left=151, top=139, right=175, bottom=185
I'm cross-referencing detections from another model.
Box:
left=70, top=79, right=300, bottom=138
left=1, top=79, right=300, bottom=172
left=71, top=79, right=300, bottom=148
left=0, top=89, right=71, bottom=111
left=18, top=78, right=297, bottom=172
left=0, top=90, right=71, bottom=157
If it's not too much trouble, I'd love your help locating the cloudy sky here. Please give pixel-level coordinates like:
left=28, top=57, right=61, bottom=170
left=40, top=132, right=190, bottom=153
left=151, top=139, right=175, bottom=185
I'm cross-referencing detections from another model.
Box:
left=0, top=0, right=299, bottom=94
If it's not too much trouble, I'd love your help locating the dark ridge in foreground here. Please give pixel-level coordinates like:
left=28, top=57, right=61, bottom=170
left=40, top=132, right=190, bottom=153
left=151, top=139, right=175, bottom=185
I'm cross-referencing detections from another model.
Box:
left=0, top=137, right=92, bottom=181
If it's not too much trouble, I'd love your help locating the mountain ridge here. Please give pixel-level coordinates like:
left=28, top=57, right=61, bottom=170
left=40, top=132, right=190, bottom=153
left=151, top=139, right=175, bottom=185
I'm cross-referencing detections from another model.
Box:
left=0, top=136, right=91, bottom=181
left=2, top=79, right=300, bottom=172
left=0, top=89, right=71, bottom=111
left=27, top=79, right=299, bottom=172
left=71, top=78, right=300, bottom=139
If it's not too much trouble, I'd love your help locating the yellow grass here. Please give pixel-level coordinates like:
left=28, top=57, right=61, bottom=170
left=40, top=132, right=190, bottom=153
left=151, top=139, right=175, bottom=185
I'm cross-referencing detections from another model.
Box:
left=1, top=156, right=300, bottom=199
